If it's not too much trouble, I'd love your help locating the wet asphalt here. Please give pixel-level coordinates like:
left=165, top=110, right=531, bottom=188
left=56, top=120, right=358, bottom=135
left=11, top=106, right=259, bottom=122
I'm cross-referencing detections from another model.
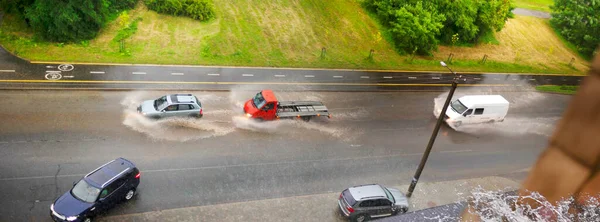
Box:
left=0, top=89, right=569, bottom=221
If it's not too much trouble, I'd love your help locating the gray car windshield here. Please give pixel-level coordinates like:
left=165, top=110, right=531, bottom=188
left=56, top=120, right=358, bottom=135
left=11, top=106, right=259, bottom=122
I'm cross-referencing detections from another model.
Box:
left=155, top=96, right=169, bottom=111
left=252, top=92, right=266, bottom=109
left=383, top=187, right=395, bottom=203
left=450, top=100, right=468, bottom=114
left=71, top=180, right=100, bottom=203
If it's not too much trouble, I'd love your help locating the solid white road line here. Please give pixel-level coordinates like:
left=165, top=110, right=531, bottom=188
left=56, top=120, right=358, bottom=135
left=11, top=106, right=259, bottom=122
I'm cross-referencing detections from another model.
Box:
left=171, top=73, right=184, bottom=76
left=90, top=71, right=105, bottom=74
left=207, top=73, right=220, bottom=76
left=242, top=74, right=254, bottom=77
left=132, top=72, right=146, bottom=75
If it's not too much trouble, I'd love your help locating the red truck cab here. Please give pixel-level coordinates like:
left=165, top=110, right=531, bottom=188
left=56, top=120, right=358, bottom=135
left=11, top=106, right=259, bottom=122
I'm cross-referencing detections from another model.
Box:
left=244, top=90, right=278, bottom=121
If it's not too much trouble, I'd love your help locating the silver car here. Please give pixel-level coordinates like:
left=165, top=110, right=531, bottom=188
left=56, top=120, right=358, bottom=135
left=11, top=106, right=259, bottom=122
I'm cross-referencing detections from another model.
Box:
left=137, top=94, right=203, bottom=119
left=338, top=184, right=409, bottom=222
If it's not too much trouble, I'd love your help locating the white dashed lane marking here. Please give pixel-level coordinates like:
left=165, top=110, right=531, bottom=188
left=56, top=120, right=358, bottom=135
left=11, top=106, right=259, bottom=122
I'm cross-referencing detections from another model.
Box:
left=132, top=72, right=146, bottom=75
left=408, top=77, right=417, bottom=79
left=242, top=74, right=254, bottom=77
left=90, top=71, right=105, bottom=74
left=360, top=76, right=370, bottom=79
left=383, top=76, right=393, bottom=79
left=171, top=73, right=184, bottom=76
left=207, top=73, right=220, bottom=76
left=333, top=76, right=343, bottom=78
left=0, top=70, right=16, bottom=73
left=431, top=77, right=441, bottom=80
left=274, top=75, right=285, bottom=77
left=305, top=75, right=315, bottom=78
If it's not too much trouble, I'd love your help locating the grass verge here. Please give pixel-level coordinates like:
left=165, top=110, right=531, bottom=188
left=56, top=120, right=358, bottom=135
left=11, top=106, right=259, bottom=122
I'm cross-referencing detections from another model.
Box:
left=535, top=85, right=579, bottom=94
left=513, top=0, right=553, bottom=12
left=0, top=1, right=588, bottom=74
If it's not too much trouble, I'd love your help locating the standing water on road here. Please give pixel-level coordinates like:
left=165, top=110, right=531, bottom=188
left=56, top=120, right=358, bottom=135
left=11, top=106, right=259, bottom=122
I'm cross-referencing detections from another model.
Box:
left=121, top=91, right=235, bottom=141
left=433, top=88, right=559, bottom=137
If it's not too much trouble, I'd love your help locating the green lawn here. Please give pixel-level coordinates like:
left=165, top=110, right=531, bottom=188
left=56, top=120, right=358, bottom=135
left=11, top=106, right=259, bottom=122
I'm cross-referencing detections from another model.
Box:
left=513, top=0, right=553, bottom=12
left=0, top=0, right=586, bottom=74
left=536, top=85, right=579, bottom=94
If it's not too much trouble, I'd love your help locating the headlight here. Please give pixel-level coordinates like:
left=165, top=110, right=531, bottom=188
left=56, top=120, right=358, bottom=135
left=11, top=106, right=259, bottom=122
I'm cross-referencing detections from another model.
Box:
left=50, top=204, right=54, bottom=211
left=245, top=113, right=252, bottom=118
left=66, top=216, right=78, bottom=221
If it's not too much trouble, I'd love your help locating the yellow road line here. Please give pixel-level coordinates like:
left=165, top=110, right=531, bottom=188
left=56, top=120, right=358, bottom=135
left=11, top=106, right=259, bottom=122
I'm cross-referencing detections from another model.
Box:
left=28, top=61, right=586, bottom=76
left=0, top=79, right=511, bottom=87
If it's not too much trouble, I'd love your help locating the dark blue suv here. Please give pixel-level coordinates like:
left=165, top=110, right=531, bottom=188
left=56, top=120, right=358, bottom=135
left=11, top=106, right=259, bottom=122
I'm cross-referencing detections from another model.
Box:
left=50, top=158, right=141, bottom=222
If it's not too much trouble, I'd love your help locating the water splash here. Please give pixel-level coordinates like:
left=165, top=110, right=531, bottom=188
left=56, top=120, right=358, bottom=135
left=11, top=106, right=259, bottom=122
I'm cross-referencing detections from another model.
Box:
left=464, top=188, right=600, bottom=222
left=433, top=91, right=556, bottom=137
left=121, top=91, right=234, bottom=141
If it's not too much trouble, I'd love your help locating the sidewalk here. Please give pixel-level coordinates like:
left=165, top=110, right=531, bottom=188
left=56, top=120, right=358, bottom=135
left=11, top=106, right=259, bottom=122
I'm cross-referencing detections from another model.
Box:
left=99, top=176, right=521, bottom=222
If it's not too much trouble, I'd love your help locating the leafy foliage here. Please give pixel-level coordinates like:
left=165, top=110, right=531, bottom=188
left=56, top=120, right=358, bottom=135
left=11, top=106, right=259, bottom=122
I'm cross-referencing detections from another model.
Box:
left=144, top=0, right=215, bottom=21
left=551, top=0, right=600, bottom=58
left=6, top=0, right=135, bottom=42
left=364, top=0, right=514, bottom=55
left=25, top=0, right=109, bottom=42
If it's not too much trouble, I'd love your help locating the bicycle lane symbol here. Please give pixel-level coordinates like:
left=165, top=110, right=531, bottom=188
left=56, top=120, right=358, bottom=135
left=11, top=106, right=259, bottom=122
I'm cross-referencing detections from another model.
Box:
left=45, top=71, right=62, bottom=80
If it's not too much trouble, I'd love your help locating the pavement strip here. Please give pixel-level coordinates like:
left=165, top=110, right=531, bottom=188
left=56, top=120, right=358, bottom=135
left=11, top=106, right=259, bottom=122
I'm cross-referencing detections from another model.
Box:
left=99, top=176, right=520, bottom=222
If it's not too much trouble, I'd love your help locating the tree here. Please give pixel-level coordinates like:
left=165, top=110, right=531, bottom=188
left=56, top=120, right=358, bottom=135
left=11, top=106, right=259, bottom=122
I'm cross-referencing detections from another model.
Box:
left=387, top=2, right=445, bottom=55
left=22, top=0, right=136, bottom=42
left=551, top=0, right=600, bottom=58
left=364, top=0, right=513, bottom=55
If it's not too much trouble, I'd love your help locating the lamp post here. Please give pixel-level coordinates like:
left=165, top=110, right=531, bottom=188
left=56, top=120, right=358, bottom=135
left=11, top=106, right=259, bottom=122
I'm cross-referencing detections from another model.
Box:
left=406, top=61, right=462, bottom=197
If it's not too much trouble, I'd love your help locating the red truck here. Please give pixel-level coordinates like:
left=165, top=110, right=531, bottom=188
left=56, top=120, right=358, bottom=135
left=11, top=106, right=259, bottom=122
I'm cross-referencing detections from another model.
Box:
left=243, top=90, right=331, bottom=121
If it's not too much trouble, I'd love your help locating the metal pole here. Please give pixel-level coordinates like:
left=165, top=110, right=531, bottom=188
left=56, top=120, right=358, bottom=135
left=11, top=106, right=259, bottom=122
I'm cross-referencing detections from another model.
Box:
left=406, top=63, right=460, bottom=197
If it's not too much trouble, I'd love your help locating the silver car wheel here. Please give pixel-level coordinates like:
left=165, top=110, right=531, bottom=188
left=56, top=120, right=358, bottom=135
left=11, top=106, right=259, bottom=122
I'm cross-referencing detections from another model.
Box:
left=125, top=189, right=135, bottom=200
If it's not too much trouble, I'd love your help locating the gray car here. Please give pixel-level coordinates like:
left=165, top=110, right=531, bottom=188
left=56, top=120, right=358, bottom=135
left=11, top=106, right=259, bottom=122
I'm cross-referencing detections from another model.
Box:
left=137, top=94, right=203, bottom=119
left=338, top=184, right=409, bottom=222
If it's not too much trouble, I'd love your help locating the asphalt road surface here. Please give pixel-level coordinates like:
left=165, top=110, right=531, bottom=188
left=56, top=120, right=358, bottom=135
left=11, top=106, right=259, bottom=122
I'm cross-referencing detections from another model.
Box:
left=0, top=89, right=569, bottom=221
left=0, top=47, right=583, bottom=91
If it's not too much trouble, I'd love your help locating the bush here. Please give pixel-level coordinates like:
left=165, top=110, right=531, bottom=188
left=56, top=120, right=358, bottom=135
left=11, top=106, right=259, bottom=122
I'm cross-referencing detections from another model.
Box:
left=144, top=0, right=215, bottom=21
left=364, top=0, right=513, bottom=55
left=25, top=0, right=108, bottom=42
left=107, top=0, right=137, bottom=13
left=551, top=0, right=600, bottom=59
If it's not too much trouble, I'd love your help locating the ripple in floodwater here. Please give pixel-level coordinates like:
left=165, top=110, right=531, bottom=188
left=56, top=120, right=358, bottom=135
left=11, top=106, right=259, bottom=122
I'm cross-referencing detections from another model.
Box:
left=122, top=110, right=235, bottom=142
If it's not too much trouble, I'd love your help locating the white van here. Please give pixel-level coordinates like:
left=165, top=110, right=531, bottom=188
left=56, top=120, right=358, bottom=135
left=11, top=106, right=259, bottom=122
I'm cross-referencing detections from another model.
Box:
left=434, top=95, right=509, bottom=128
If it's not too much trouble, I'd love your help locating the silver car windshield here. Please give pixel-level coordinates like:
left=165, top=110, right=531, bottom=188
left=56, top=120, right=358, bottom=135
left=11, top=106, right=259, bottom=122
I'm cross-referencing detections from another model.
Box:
left=252, top=92, right=266, bottom=109
left=155, top=96, right=169, bottom=111
left=450, top=100, right=468, bottom=114
left=383, top=187, right=395, bottom=203
left=71, top=180, right=100, bottom=203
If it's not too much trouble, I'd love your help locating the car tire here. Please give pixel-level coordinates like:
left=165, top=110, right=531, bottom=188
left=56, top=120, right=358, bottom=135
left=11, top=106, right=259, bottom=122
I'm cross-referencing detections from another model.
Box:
left=352, top=214, right=370, bottom=222
left=301, top=116, right=311, bottom=122
left=400, top=207, right=408, bottom=213
left=124, top=189, right=136, bottom=201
